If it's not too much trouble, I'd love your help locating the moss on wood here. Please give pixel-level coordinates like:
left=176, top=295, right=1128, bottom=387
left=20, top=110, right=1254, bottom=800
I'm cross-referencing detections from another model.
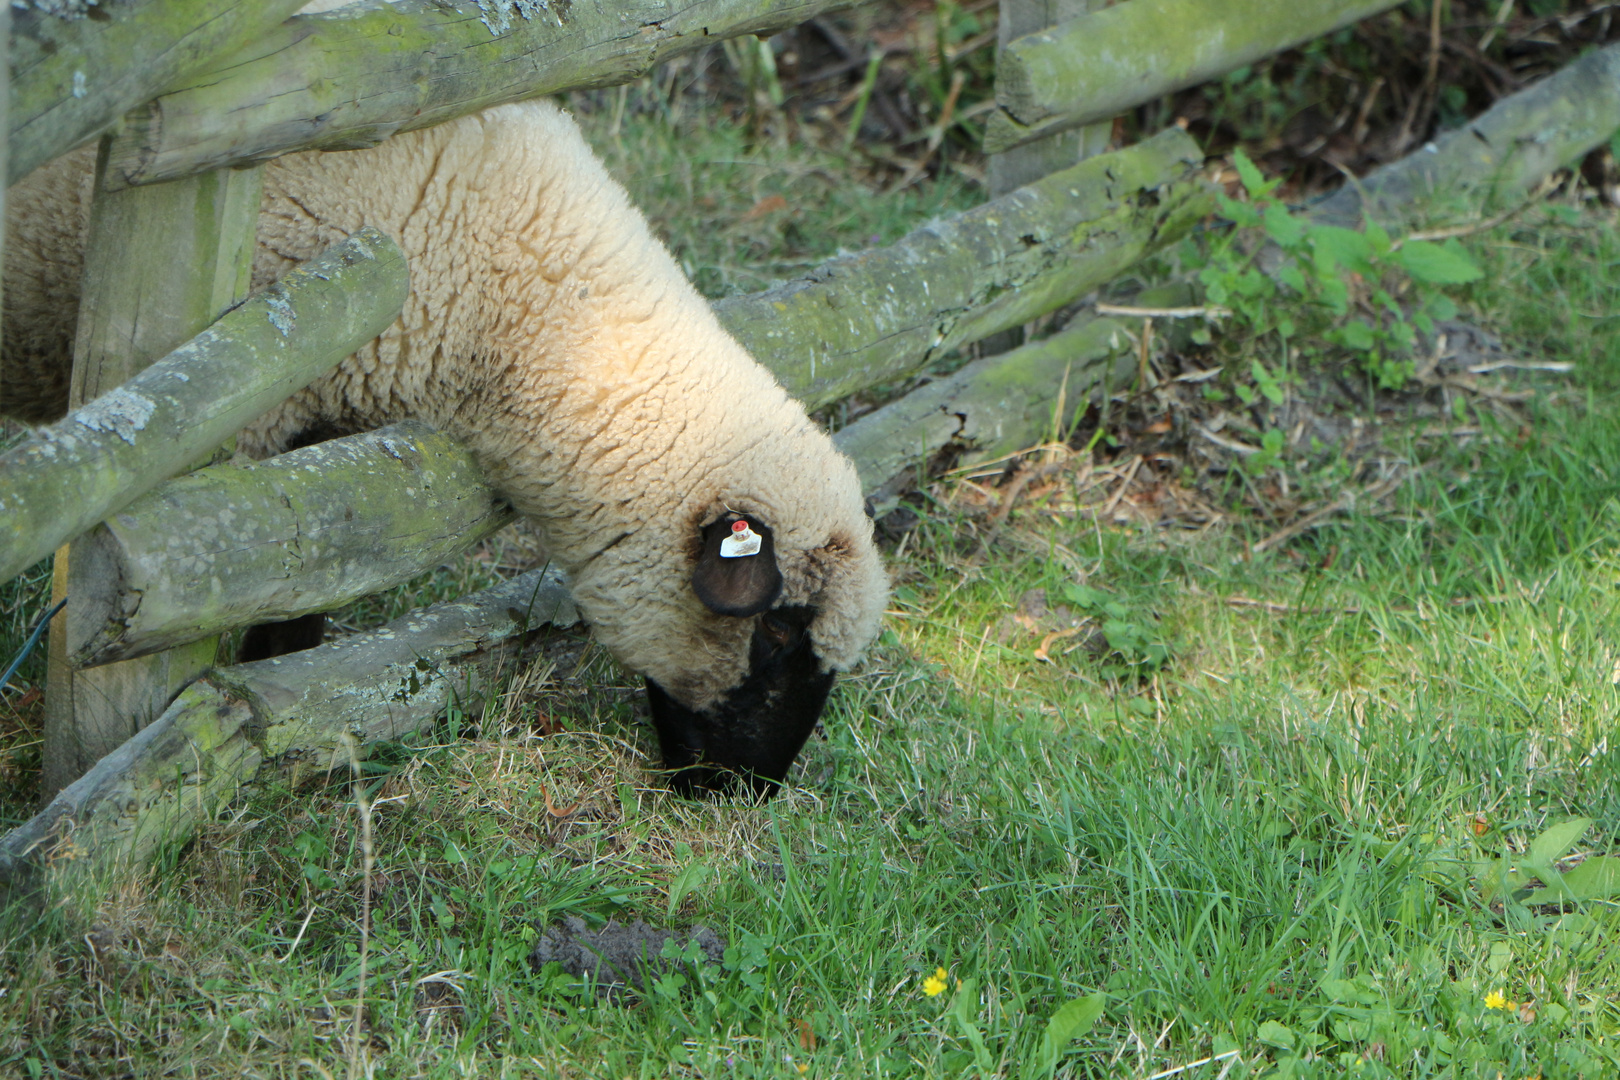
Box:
left=69, top=421, right=517, bottom=668
left=104, top=0, right=862, bottom=188
left=0, top=228, right=408, bottom=586
left=985, top=0, right=1403, bottom=154
left=717, top=128, right=1216, bottom=410
left=8, top=0, right=306, bottom=184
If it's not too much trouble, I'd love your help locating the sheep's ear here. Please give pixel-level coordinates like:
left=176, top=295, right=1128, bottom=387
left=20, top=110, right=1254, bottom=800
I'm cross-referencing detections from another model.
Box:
left=692, top=515, right=783, bottom=617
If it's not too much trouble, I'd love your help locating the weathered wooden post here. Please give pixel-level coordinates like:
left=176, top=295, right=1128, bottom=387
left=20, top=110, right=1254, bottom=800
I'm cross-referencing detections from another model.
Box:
left=980, top=0, right=1114, bottom=360
left=40, top=151, right=265, bottom=798
left=988, top=0, right=1112, bottom=197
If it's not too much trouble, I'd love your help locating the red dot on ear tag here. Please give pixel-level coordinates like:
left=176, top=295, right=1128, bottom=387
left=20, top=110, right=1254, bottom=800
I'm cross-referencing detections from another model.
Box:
left=732, top=520, right=747, bottom=532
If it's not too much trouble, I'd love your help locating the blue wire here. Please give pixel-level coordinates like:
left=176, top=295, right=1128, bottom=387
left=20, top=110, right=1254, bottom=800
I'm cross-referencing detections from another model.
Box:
left=0, top=597, right=67, bottom=697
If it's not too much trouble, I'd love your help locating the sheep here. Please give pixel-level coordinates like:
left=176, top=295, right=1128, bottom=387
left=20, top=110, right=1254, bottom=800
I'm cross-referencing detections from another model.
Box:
left=1, top=100, right=890, bottom=797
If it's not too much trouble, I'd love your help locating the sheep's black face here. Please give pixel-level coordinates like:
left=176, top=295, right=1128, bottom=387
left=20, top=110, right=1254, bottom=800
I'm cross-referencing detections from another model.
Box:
left=647, top=605, right=834, bottom=799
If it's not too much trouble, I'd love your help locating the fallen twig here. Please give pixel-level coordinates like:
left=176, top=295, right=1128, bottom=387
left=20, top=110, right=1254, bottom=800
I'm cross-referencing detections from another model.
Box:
left=1197, top=426, right=1262, bottom=456
left=1096, top=303, right=1232, bottom=320
left=1100, top=456, right=1145, bottom=520
left=1466, top=360, right=1574, bottom=375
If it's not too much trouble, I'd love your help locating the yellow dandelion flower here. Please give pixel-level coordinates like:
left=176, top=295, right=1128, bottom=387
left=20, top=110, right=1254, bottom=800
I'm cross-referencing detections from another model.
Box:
left=1485, top=990, right=1512, bottom=1010
left=922, top=967, right=949, bottom=997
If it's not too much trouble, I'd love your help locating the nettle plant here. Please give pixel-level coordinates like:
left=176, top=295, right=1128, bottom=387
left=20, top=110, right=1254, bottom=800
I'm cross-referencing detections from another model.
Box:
left=1191, top=149, right=1485, bottom=403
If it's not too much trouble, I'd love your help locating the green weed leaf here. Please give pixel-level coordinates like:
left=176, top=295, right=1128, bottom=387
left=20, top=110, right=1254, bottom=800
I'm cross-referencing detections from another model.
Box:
left=1527, top=818, right=1592, bottom=868
left=1256, top=1019, right=1295, bottom=1050
left=1263, top=203, right=1304, bottom=248
left=1556, top=856, right=1620, bottom=899
left=1332, top=320, right=1377, bottom=352
left=667, top=859, right=712, bottom=918
left=1311, top=226, right=1373, bottom=275
left=1025, top=992, right=1106, bottom=1079
left=1217, top=193, right=1263, bottom=229
left=1064, top=584, right=1110, bottom=609
left=1231, top=149, right=1280, bottom=199
left=1394, top=240, right=1484, bottom=284
left=1251, top=360, right=1285, bottom=405
left=1524, top=855, right=1620, bottom=905
left=1278, top=260, right=1307, bottom=295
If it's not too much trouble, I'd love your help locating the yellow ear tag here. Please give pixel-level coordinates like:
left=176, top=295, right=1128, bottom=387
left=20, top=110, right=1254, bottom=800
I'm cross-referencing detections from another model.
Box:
left=720, top=521, right=762, bottom=558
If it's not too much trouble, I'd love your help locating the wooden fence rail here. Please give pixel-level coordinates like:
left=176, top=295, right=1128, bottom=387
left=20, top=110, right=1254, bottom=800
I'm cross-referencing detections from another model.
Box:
left=0, top=228, right=408, bottom=585
left=986, top=0, right=1404, bottom=154
left=720, top=126, right=1214, bottom=409
left=0, top=566, right=578, bottom=891
left=834, top=315, right=1137, bottom=509
left=7, top=0, right=307, bottom=185
left=66, top=421, right=515, bottom=669
left=101, top=0, right=865, bottom=190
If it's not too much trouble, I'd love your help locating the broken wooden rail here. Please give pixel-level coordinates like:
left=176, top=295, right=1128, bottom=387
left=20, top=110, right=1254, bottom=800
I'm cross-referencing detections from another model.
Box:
left=0, top=566, right=578, bottom=891
left=0, top=228, right=408, bottom=586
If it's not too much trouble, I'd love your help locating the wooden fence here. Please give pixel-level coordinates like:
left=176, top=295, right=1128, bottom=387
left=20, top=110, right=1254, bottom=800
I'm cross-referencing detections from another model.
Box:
left=2, top=0, right=1618, bottom=888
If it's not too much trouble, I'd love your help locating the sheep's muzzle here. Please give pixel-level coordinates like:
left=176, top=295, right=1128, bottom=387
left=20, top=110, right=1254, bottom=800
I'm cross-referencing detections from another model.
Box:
left=645, top=605, right=832, bottom=798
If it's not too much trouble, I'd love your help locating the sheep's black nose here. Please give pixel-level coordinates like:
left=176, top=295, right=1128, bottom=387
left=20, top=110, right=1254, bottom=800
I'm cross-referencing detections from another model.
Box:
left=645, top=623, right=833, bottom=799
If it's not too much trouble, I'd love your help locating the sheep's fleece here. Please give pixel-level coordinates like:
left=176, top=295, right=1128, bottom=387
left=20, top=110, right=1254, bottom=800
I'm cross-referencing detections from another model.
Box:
left=1, top=101, right=889, bottom=793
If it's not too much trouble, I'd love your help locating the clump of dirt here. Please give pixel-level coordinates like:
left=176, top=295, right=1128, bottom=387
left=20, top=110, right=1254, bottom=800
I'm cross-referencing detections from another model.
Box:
left=529, top=916, right=725, bottom=995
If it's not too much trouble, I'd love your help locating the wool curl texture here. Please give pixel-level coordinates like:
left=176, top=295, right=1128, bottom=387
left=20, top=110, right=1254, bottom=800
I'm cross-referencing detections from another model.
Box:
left=0, top=100, right=890, bottom=712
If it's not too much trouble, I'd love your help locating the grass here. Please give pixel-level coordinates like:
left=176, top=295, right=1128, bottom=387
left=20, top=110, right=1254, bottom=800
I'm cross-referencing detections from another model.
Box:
left=568, top=83, right=983, bottom=301
left=5, top=74, right=1620, bottom=1080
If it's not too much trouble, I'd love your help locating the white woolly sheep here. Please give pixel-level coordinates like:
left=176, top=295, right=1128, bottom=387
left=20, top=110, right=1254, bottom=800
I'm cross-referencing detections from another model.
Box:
left=1, top=100, right=890, bottom=797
